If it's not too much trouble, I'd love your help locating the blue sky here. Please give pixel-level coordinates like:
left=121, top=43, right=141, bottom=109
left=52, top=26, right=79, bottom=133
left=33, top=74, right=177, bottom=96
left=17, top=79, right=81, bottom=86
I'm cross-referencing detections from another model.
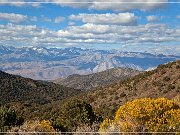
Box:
left=0, top=0, right=180, bottom=55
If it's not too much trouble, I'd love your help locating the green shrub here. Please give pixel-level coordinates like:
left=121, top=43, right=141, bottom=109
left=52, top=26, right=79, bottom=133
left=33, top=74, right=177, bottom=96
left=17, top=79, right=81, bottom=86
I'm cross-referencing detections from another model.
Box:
left=54, top=98, right=97, bottom=131
left=0, top=107, right=24, bottom=127
left=0, top=106, right=24, bottom=132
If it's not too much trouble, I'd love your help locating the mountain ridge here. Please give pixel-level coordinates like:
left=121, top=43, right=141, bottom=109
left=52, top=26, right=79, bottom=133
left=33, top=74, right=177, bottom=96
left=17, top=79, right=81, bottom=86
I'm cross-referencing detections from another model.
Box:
left=54, top=67, right=141, bottom=91
left=0, top=45, right=179, bottom=80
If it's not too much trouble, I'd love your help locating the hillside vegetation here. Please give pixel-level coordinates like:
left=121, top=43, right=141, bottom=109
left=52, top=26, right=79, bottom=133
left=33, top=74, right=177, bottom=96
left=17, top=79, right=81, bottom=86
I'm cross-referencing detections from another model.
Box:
left=0, top=60, right=180, bottom=133
left=54, top=67, right=141, bottom=91
left=81, top=60, right=180, bottom=118
left=0, top=70, right=82, bottom=105
left=28, top=60, right=180, bottom=121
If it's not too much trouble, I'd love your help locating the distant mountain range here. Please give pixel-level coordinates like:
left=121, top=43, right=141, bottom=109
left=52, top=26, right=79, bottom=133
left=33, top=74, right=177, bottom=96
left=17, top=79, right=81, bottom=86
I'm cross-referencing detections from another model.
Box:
left=0, top=45, right=179, bottom=80
left=54, top=67, right=141, bottom=91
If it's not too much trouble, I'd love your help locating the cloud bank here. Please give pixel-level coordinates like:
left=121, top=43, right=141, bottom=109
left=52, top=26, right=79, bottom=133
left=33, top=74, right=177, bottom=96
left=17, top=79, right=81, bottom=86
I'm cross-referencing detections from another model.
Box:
left=1, top=0, right=167, bottom=11
left=0, top=13, right=27, bottom=23
left=1, top=22, right=180, bottom=48
left=51, top=0, right=167, bottom=11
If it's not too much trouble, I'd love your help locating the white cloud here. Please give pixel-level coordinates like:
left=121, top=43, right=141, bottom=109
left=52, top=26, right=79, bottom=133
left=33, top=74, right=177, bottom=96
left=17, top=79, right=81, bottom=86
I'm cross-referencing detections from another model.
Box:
left=50, top=0, right=167, bottom=11
left=0, top=0, right=167, bottom=11
left=69, top=13, right=137, bottom=25
left=0, top=13, right=27, bottom=23
left=54, top=16, right=65, bottom=23
left=58, top=23, right=111, bottom=34
left=48, top=0, right=92, bottom=8
left=0, top=0, right=24, bottom=6
left=0, top=12, right=66, bottom=24
left=0, top=0, right=41, bottom=7
left=68, top=21, right=76, bottom=25
left=146, top=15, right=160, bottom=22
left=1, top=23, right=180, bottom=49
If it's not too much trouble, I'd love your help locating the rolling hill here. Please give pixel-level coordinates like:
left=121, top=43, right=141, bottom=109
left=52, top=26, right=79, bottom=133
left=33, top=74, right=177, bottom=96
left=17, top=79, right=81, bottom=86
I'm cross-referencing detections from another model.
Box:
left=54, top=67, right=141, bottom=91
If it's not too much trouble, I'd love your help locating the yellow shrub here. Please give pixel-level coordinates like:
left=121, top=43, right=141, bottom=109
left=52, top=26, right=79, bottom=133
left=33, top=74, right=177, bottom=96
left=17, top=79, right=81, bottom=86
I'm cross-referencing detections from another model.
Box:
left=99, top=118, right=120, bottom=134
left=147, top=109, right=180, bottom=132
left=99, top=98, right=180, bottom=133
left=38, top=120, right=56, bottom=132
left=99, top=118, right=113, bottom=132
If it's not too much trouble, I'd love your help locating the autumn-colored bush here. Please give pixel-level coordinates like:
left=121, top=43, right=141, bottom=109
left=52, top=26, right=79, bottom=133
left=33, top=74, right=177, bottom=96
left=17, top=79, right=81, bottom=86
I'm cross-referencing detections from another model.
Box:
left=99, top=118, right=116, bottom=133
left=99, top=98, right=180, bottom=133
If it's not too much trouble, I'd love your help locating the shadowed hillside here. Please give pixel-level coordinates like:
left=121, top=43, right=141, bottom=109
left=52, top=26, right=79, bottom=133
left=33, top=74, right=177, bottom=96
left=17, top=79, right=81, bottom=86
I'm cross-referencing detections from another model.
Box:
left=54, top=67, right=141, bottom=91
left=0, top=70, right=82, bottom=105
